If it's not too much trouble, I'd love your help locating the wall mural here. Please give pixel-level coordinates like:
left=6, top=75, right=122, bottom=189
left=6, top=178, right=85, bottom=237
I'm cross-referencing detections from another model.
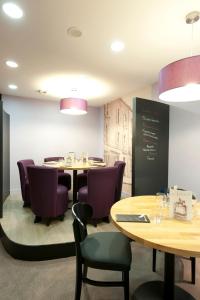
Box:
left=104, top=98, right=132, bottom=196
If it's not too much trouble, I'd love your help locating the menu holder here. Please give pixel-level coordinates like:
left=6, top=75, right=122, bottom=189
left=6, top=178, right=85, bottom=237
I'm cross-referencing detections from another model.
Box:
left=116, top=214, right=150, bottom=223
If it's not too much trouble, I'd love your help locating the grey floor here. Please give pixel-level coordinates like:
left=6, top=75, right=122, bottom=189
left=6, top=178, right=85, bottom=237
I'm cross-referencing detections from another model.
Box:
left=0, top=195, right=199, bottom=299
left=0, top=240, right=199, bottom=300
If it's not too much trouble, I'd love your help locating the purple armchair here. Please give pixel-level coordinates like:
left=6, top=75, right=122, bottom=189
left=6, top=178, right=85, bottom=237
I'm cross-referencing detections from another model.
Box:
left=27, top=166, right=69, bottom=225
left=17, top=159, right=35, bottom=207
left=114, top=161, right=126, bottom=202
left=77, top=157, right=104, bottom=190
left=78, top=167, right=117, bottom=225
left=44, top=157, right=71, bottom=190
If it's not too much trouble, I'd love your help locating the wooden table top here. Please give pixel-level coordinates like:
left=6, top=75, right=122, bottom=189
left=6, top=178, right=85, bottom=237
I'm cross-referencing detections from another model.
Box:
left=43, top=161, right=106, bottom=171
left=111, top=195, right=200, bottom=258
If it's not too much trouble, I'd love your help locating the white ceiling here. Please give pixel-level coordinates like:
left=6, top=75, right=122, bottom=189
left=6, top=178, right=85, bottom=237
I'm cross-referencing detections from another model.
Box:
left=0, top=0, right=200, bottom=106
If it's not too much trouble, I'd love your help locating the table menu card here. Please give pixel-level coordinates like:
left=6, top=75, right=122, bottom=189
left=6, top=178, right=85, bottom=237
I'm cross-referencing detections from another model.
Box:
left=169, top=189, right=193, bottom=220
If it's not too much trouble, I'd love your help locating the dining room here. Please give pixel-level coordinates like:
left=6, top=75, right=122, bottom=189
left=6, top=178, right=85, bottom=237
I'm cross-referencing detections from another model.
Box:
left=1, top=86, right=200, bottom=299
left=1, top=1, right=200, bottom=299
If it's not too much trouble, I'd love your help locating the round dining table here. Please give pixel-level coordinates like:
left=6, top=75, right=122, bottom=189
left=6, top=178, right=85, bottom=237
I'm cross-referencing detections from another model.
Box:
left=43, top=160, right=105, bottom=203
left=111, top=195, right=200, bottom=300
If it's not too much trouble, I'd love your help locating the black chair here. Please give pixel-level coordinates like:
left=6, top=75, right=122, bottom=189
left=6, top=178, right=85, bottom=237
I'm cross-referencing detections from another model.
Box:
left=152, top=188, right=196, bottom=284
left=72, top=202, right=132, bottom=300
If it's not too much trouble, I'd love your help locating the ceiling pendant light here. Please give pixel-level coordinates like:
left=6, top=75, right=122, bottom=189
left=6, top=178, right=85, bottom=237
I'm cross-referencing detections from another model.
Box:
left=159, top=11, right=200, bottom=102
left=60, top=98, right=88, bottom=115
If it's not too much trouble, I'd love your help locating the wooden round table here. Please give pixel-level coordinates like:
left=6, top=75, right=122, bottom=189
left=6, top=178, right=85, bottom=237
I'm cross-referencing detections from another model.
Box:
left=111, top=195, right=200, bottom=300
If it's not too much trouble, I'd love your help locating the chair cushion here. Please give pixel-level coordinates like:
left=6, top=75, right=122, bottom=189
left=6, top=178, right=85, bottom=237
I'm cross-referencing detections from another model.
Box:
left=78, top=186, right=88, bottom=202
left=57, top=184, right=68, bottom=195
left=80, top=232, right=131, bottom=271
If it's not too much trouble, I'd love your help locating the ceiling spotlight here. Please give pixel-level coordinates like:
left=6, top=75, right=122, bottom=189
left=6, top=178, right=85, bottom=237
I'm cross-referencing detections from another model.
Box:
left=2, top=2, right=23, bottom=19
left=37, top=89, right=47, bottom=94
left=111, top=40, right=125, bottom=52
left=6, top=60, right=18, bottom=68
left=67, top=26, right=82, bottom=37
left=8, top=84, right=18, bottom=89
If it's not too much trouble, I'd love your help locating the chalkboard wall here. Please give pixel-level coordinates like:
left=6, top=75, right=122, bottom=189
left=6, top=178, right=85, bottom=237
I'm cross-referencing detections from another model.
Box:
left=132, top=98, right=169, bottom=196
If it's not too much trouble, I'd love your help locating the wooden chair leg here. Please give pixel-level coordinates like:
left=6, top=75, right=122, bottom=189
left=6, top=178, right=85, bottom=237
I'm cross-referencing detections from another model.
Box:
left=123, top=271, right=129, bottom=300
left=191, top=257, right=196, bottom=284
left=75, top=259, right=82, bottom=300
left=152, top=248, right=157, bottom=272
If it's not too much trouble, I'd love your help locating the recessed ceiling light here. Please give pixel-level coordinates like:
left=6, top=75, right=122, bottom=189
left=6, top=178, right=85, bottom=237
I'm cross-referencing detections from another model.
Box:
left=2, top=2, right=23, bottom=19
left=8, top=84, right=18, bottom=89
left=67, top=26, right=82, bottom=37
left=6, top=60, right=18, bottom=68
left=111, top=40, right=125, bottom=52
left=37, top=89, right=47, bottom=94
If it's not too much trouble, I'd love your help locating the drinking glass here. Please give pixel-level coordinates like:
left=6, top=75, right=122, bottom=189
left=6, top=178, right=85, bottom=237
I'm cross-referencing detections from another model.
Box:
left=152, top=193, right=166, bottom=224
left=69, top=152, right=75, bottom=164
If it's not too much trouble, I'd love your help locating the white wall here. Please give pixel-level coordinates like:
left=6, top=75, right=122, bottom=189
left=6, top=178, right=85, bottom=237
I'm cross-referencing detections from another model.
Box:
left=3, top=95, right=104, bottom=193
left=169, top=103, right=200, bottom=198
left=4, top=90, right=200, bottom=199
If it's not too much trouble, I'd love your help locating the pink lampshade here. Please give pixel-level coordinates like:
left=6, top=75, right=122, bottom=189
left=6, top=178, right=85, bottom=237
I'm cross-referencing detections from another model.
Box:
left=60, top=98, right=88, bottom=115
left=159, top=55, right=200, bottom=102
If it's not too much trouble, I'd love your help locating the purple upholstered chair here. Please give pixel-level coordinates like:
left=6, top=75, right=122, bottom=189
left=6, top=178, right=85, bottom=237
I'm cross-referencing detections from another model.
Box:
left=44, top=157, right=71, bottom=190
left=27, top=166, right=69, bottom=225
left=17, top=159, right=35, bottom=207
left=78, top=167, right=117, bottom=225
left=114, top=161, right=126, bottom=202
left=77, top=157, right=104, bottom=190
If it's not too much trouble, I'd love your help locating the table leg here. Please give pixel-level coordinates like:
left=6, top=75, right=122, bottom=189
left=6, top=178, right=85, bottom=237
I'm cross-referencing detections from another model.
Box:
left=73, top=170, right=78, bottom=204
left=133, top=251, right=196, bottom=300
left=163, top=252, right=175, bottom=299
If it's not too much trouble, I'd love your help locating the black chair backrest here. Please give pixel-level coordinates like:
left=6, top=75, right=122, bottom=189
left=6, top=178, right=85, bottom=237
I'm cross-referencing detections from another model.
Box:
left=72, top=202, right=93, bottom=257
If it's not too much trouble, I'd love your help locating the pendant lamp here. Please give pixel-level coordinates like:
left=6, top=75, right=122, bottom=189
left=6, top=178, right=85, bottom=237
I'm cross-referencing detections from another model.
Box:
left=60, top=98, right=88, bottom=115
left=159, top=11, right=200, bottom=102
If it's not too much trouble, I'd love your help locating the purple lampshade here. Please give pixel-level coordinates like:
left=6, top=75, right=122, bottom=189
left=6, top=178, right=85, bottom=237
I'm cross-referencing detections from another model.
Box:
left=159, top=55, right=200, bottom=102
left=60, top=98, right=88, bottom=115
